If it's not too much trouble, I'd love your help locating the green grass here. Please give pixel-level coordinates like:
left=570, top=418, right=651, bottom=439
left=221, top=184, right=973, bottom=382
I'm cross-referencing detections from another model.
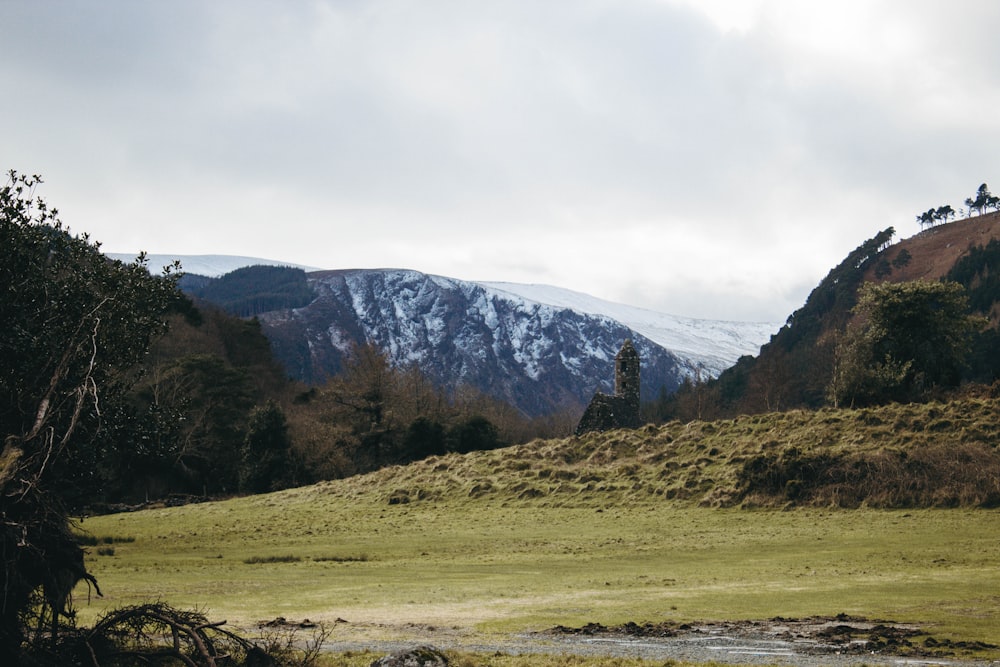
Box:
left=76, top=494, right=1000, bottom=651
left=72, top=398, right=1000, bottom=658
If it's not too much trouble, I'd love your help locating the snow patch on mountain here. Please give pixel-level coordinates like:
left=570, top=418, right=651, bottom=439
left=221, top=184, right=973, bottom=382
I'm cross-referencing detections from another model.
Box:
left=111, top=253, right=779, bottom=392
left=480, top=282, right=780, bottom=377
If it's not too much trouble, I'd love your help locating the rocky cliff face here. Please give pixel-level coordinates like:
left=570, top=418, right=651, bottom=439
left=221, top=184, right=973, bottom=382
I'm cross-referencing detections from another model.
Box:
left=258, top=269, right=690, bottom=416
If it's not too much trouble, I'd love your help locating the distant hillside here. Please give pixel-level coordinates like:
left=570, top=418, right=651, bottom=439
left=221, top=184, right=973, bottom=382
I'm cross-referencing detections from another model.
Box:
left=672, top=212, right=1000, bottom=418
left=181, top=265, right=315, bottom=317
left=480, top=282, right=778, bottom=377
left=105, top=253, right=320, bottom=277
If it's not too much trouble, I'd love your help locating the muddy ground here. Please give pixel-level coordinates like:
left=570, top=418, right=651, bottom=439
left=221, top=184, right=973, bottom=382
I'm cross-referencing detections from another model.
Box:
left=264, top=614, right=999, bottom=666
left=544, top=615, right=997, bottom=664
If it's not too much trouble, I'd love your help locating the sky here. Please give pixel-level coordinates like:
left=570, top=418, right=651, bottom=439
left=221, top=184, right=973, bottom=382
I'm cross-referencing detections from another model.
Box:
left=3, top=0, right=1000, bottom=323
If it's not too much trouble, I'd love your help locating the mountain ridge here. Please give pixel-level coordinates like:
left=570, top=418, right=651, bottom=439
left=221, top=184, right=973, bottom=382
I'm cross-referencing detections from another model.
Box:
left=110, top=253, right=779, bottom=418
left=479, top=281, right=779, bottom=377
left=258, top=267, right=696, bottom=416
left=111, top=254, right=780, bottom=375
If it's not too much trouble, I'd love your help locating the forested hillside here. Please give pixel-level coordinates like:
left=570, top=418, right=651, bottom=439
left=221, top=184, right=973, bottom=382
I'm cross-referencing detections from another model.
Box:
left=91, top=295, right=574, bottom=507
left=654, top=210, right=1000, bottom=421
left=180, top=264, right=316, bottom=317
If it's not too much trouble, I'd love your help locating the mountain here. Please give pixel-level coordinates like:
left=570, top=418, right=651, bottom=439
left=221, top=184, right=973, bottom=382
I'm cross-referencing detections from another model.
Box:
left=480, top=282, right=778, bottom=378
left=252, top=268, right=777, bottom=416
left=114, top=253, right=779, bottom=418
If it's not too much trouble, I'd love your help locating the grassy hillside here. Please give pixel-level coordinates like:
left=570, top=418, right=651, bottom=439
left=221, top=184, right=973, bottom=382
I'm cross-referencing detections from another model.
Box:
left=72, top=397, right=1000, bottom=657
left=352, top=395, right=1000, bottom=509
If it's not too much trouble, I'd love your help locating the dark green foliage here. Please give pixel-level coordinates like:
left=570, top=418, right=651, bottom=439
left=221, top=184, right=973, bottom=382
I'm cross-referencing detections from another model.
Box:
left=828, top=281, right=982, bottom=407
left=935, top=204, right=956, bottom=224
left=448, top=415, right=501, bottom=454
left=403, top=417, right=447, bottom=459
left=964, top=328, right=1000, bottom=383
left=185, top=265, right=315, bottom=317
left=95, top=301, right=299, bottom=502
left=947, top=238, right=1000, bottom=313
left=964, top=183, right=999, bottom=216
left=916, top=205, right=956, bottom=228
left=917, top=208, right=936, bottom=228
left=742, top=228, right=897, bottom=404
left=653, top=228, right=898, bottom=421
left=1, top=171, right=179, bottom=665
left=139, top=353, right=256, bottom=494
left=874, top=257, right=892, bottom=278
left=240, top=402, right=299, bottom=493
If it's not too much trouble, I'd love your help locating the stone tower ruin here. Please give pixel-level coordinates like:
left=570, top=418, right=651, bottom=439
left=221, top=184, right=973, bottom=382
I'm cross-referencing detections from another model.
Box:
left=575, top=339, right=642, bottom=435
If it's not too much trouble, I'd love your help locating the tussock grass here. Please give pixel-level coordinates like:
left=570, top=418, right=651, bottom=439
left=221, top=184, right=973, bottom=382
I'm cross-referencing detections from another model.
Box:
left=75, top=534, right=136, bottom=546
left=243, top=555, right=303, bottom=564
left=74, top=397, right=1000, bottom=656
left=320, top=397, right=1000, bottom=509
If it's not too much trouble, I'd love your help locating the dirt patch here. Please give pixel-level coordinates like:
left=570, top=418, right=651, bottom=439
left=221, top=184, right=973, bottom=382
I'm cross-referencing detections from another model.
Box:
left=310, top=615, right=998, bottom=667
left=876, top=212, right=1000, bottom=285
left=548, top=614, right=998, bottom=659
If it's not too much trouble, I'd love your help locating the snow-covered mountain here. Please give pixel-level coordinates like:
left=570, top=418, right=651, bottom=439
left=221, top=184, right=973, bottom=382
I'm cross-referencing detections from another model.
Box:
left=253, top=268, right=778, bottom=416
left=481, top=282, right=778, bottom=378
left=258, top=269, right=696, bottom=416
left=115, top=254, right=779, bottom=416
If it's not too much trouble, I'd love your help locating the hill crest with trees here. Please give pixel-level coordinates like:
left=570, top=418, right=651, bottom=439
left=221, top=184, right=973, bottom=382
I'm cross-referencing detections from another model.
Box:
left=654, top=204, right=1000, bottom=421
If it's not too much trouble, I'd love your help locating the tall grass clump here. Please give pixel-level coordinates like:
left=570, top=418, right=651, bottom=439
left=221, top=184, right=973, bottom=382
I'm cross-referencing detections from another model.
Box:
left=244, top=555, right=302, bottom=564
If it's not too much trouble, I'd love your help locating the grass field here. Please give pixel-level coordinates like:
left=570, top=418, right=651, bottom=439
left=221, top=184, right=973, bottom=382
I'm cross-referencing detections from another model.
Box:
left=75, top=486, right=1000, bottom=653
left=70, top=401, right=1000, bottom=661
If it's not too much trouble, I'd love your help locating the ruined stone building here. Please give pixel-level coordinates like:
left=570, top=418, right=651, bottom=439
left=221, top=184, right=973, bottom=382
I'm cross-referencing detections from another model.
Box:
left=575, top=339, right=641, bottom=434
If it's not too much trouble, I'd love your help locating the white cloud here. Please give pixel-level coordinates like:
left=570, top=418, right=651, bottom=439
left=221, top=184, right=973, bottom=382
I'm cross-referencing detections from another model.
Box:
left=3, top=0, right=1000, bottom=321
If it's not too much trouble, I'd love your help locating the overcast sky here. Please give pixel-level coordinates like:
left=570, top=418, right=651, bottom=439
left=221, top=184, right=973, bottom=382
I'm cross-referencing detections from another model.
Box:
left=3, top=1, right=999, bottom=322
